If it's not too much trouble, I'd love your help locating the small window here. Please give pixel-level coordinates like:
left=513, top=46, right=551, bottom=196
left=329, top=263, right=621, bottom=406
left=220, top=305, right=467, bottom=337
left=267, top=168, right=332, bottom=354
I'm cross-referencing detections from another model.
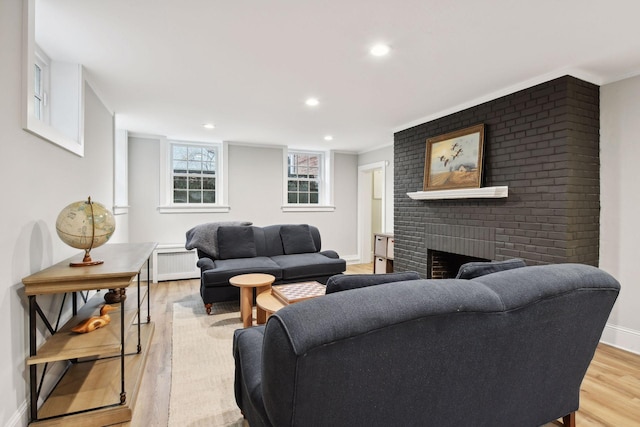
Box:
left=33, top=48, right=50, bottom=123
left=287, top=152, right=322, bottom=204
left=171, top=143, right=218, bottom=204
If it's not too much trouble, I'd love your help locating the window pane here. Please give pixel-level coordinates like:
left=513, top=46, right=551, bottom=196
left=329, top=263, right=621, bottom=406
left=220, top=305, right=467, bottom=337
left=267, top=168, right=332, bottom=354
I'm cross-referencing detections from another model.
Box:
left=188, top=191, right=202, bottom=203
left=174, top=190, right=187, bottom=203
left=202, top=191, right=215, bottom=203
left=174, top=176, right=187, bottom=189
left=173, top=146, right=188, bottom=161
left=299, top=181, right=309, bottom=192
left=203, top=161, right=216, bottom=173
left=299, top=193, right=309, bottom=203
left=288, top=180, right=298, bottom=191
left=310, top=181, right=318, bottom=191
left=188, top=146, right=203, bottom=160
left=187, top=161, right=201, bottom=172
left=34, top=64, right=41, bottom=94
left=310, top=193, right=319, bottom=203
left=288, top=193, right=297, bottom=204
left=204, top=149, right=216, bottom=162
left=308, top=167, right=319, bottom=178
left=203, top=177, right=215, bottom=190
left=189, top=177, right=202, bottom=190
left=173, top=161, right=188, bottom=173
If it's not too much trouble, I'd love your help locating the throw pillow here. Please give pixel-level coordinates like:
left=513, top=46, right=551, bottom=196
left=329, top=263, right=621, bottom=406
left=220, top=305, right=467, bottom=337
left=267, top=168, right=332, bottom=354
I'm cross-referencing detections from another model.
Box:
left=216, top=226, right=257, bottom=260
left=280, top=224, right=317, bottom=255
left=325, top=271, right=421, bottom=294
left=455, top=258, right=526, bottom=279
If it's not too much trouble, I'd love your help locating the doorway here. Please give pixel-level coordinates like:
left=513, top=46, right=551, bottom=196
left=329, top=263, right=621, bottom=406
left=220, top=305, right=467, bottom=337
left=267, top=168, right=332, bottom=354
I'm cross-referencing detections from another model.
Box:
left=357, top=162, right=386, bottom=264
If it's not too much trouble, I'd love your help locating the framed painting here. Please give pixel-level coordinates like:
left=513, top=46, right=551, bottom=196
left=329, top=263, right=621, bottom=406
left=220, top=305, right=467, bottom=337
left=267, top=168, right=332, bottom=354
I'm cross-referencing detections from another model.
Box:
left=423, top=124, right=485, bottom=191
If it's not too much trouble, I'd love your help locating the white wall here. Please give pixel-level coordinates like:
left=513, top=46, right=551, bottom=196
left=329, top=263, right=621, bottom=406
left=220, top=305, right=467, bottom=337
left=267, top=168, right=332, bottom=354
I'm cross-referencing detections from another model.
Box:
left=600, top=74, right=640, bottom=354
left=0, top=2, right=115, bottom=424
left=128, top=138, right=359, bottom=258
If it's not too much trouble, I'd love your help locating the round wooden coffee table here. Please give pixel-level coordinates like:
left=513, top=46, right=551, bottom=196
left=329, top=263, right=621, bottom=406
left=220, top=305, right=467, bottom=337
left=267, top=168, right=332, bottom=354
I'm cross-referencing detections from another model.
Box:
left=256, top=289, right=285, bottom=320
left=229, top=273, right=276, bottom=327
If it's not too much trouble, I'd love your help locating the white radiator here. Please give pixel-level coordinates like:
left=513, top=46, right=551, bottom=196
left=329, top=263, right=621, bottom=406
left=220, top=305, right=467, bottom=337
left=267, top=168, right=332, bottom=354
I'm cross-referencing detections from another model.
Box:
left=152, top=244, right=200, bottom=283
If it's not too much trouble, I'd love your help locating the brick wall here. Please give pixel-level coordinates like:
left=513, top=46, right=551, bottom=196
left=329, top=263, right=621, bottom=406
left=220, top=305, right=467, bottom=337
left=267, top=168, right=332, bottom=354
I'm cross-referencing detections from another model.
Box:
left=394, top=76, right=600, bottom=277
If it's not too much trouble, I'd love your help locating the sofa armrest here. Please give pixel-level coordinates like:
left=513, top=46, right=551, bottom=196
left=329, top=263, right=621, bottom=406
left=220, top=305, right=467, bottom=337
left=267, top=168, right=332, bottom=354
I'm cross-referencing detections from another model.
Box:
left=196, top=257, right=215, bottom=271
left=233, top=326, right=270, bottom=425
left=319, top=250, right=340, bottom=259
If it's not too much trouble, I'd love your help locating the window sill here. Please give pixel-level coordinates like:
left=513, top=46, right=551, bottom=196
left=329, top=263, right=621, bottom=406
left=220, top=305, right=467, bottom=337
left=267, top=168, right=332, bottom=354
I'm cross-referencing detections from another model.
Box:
left=281, top=205, right=336, bottom=212
left=158, top=205, right=231, bottom=214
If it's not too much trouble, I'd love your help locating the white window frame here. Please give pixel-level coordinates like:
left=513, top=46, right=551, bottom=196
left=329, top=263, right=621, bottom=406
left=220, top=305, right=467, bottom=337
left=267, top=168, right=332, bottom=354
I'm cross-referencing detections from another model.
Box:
left=159, top=138, right=230, bottom=213
left=282, top=149, right=335, bottom=212
left=33, top=45, right=51, bottom=124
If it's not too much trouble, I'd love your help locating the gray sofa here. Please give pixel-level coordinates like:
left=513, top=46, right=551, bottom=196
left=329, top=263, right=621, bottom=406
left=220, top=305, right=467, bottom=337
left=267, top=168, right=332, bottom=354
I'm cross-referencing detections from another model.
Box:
left=186, top=223, right=346, bottom=314
left=233, top=263, right=620, bottom=427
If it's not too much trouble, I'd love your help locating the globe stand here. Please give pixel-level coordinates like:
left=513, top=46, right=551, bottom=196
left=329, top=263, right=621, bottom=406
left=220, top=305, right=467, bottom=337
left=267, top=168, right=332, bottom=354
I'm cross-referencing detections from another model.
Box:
left=69, top=249, right=104, bottom=267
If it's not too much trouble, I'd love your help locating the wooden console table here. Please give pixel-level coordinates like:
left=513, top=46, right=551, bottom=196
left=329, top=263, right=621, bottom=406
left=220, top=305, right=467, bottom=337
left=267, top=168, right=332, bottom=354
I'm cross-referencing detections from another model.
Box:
left=22, top=242, right=157, bottom=426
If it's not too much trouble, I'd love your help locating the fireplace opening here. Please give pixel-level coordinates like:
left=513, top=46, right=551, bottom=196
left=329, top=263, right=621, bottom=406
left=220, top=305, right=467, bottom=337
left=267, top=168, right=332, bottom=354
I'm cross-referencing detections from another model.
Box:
left=428, top=250, right=489, bottom=279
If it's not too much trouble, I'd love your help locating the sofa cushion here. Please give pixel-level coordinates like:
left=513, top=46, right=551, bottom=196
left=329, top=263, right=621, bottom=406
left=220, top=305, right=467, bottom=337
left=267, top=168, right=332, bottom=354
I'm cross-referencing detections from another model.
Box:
left=280, top=224, right=317, bottom=255
left=325, top=271, right=421, bottom=294
left=217, top=226, right=257, bottom=260
left=270, top=253, right=345, bottom=280
left=455, top=258, right=526, bottom=279
left=185, top=220, right=252, bottom=258
left=201, top=257, right=283, bottom=287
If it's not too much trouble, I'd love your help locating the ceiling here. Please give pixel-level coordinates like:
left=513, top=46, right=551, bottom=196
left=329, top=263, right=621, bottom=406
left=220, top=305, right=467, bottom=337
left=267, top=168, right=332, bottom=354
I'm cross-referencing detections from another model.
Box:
left=35, top=0, right=640, bottom=153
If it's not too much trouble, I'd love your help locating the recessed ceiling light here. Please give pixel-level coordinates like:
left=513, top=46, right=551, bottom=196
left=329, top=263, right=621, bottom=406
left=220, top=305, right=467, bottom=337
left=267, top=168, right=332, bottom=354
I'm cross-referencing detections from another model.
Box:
left=324, top=135, right=333, bottom=141
left=370, top=44, right=390, bottom=57
left=203, top=123, right=215, bottom=129
left=305, top=98, right=319, bottom=107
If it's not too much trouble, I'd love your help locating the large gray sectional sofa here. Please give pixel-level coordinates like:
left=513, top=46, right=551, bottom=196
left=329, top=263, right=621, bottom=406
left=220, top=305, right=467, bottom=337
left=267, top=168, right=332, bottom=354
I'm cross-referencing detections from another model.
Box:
left=233, top=263, right=620, bottom=427
left=186, top=223, right=346, bottom=314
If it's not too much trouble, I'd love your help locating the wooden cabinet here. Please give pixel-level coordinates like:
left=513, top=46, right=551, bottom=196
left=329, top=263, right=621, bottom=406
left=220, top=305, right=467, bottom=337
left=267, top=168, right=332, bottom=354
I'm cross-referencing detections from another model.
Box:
left=374, top=233, right=394, bottom=274
left=22, top=242, right=156, bottom=426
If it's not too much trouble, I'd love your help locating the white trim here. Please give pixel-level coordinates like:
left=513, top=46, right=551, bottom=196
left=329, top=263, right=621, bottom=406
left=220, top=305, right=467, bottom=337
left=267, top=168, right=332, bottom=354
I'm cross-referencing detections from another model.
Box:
left=113, top=205, right=129, bottom=215
left=22, top=0, right=85, bottom=157
left=600, top=323, right=640, bottom=356
left=283, top=149, right=332, bottom=207
left=357, top=142, right=394, bottom=156
left=342, top=254, right=361, bottom=264
left=281, top=205, right=335, bottom=212
left=407, top=186, right=508, bottom=200
left=158, top=205, right=230, bottom=214
left=357, top=161, right=387, bottom=265
left=6, top=400, right=27, bottom=427
left=159, top=139, right=229, bottom=212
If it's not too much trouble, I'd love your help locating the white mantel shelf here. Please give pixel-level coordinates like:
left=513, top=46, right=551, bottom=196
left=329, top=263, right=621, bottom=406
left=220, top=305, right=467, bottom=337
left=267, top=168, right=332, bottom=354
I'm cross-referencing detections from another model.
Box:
left=407, top=186, right=508, bottom=200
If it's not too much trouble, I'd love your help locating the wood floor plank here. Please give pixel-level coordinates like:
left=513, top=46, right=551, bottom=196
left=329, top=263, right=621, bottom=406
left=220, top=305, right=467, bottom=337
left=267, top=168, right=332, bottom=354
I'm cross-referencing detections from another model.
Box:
left=115, top=264, right=640, bottom=426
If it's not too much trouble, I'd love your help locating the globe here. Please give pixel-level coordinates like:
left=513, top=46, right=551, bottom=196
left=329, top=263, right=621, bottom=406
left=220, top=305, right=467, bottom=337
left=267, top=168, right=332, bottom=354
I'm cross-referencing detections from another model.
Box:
left=56, top=197, right=116, bottom=266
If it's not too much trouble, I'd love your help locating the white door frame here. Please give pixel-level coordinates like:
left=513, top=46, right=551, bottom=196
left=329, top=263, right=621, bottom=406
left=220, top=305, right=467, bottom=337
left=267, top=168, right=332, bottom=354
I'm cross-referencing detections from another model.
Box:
left=357, top=161, right=387, bottom=264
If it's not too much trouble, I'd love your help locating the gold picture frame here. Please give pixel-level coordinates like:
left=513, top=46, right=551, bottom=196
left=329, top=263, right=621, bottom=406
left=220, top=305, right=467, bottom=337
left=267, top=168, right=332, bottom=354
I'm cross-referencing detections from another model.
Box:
left=423, top=124, right=485, bottom=191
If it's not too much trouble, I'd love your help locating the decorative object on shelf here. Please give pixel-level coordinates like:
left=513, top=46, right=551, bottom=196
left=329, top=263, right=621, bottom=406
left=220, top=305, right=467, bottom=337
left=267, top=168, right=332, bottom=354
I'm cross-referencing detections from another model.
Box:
left=424, top=124, right=485, bottom=191
left=56, top=196, right=116, bottom=267
left=104, top=288, right=127, bottom=304
left=71, top=304, right=116, bottom=333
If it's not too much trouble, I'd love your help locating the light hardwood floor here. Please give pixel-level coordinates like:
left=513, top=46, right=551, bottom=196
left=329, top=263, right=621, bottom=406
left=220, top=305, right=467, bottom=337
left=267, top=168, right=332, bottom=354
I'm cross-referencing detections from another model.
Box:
left=120, top=265, right=640, bottom=427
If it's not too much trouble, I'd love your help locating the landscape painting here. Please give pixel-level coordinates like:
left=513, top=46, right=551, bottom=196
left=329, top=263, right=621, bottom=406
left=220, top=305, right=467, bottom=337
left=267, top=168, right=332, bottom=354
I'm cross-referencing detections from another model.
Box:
left=423, top=124, right=485, bottom=191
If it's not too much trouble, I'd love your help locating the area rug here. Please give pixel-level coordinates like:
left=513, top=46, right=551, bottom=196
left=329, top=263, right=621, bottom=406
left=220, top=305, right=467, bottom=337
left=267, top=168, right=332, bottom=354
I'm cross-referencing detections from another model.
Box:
left=169, top=295, right=245, bottom=427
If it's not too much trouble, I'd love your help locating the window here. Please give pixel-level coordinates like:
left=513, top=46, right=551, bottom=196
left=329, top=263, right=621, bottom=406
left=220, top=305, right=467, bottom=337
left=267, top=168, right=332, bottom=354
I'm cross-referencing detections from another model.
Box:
left=33, top=47, right=50, bottom=123
left=171, top=143, right=217, bottom=204
left=287, top=152, right=322, bottom=204
left=283, top=150, right=335, bottom=212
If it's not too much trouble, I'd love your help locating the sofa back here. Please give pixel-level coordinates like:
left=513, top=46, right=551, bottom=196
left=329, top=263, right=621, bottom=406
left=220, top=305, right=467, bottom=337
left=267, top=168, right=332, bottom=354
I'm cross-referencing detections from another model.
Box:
left=260, top=264, right=620, bottom=426
left=257, top=224, right=322, bottom=257
left=197, top=224, right=322, bottom=260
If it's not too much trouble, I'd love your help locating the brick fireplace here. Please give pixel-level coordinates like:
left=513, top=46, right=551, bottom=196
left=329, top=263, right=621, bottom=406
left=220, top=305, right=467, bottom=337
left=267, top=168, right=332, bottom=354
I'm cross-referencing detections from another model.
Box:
left=394, top=76, right=600, bottom=278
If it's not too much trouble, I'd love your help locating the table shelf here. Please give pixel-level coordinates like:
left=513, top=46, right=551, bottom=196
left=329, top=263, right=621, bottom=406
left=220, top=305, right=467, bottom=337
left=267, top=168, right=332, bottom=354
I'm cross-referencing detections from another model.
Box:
left=28, top=287, right=147, bottom=365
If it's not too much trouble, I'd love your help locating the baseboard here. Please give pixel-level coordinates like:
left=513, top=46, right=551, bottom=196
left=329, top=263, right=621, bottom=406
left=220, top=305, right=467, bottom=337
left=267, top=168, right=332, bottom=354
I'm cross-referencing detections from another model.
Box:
left=600, top=323, right=640, bottom=355
left=343, top=255, right=361, bottom=265
left=7, top=400, right=27, bottom=427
